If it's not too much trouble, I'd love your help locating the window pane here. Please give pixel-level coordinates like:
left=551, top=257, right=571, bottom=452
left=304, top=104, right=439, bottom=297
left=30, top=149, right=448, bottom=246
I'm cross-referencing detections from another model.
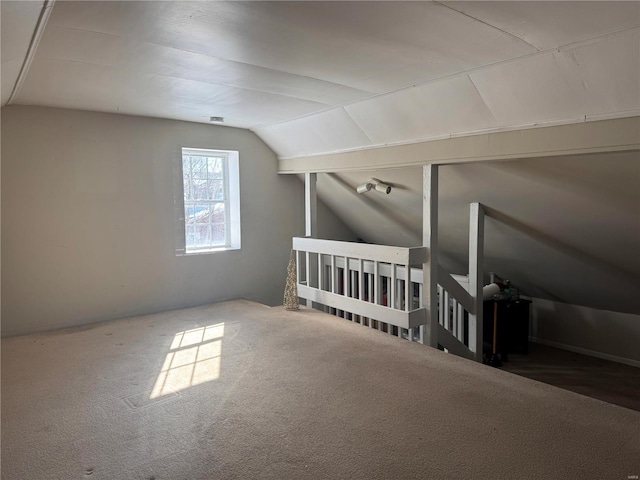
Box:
left=207, top=158, right=223, bottom=179
left=211, top=203, right=225, bottom=224
left=185, top=205, right=196, bottom=225
left=208, top=180, right=224, bottom=200
left=212, top=223, right=226, bottom=245
left=191, top=157, right=207, bottom=179
left=192, top=179, right=207, bottom=200
left=183, top=178, right=192, bottom=201
left=195, top=224, right=210, bottom=246
left=194, top=205, right=210, bottom=224
left=186, top=225, right=195, bottom=247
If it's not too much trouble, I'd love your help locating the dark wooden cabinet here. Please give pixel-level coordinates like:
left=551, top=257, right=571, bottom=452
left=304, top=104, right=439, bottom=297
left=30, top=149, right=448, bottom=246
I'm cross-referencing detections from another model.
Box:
left=483, top=299, right=531, bottom=359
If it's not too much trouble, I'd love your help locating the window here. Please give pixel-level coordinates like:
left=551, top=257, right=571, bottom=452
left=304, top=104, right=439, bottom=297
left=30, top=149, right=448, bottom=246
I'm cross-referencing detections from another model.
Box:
left=177, top=148, right=240, bottom=254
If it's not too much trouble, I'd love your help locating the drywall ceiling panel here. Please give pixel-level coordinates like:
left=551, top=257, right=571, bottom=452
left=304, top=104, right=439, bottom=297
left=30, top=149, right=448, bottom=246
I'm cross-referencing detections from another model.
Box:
left=18, top=58, right=329, bottom=128
left=44, top=1, right=536, bottom=94
left=254, top=109, right=372, bottom=158
left=34, top=25, right=372, bottom=109
left=553, top=29, right=640, bottom=116
left=0, top=1, right=44, bottom=104
left=345, top=75, right=497, bottom=145
left=442, top=1, right=640, bottom=51
left=469, top=50, right=595, bottom=128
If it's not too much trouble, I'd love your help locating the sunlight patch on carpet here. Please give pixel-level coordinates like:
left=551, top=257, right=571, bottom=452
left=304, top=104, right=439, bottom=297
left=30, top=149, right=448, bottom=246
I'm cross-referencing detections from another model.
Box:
left=150, top=323, right=225, bottom=398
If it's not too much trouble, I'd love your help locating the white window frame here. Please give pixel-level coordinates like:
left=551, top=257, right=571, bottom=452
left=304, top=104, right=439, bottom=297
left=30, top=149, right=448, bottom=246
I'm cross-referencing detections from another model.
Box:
left=175, top=147, right=241, bottom=255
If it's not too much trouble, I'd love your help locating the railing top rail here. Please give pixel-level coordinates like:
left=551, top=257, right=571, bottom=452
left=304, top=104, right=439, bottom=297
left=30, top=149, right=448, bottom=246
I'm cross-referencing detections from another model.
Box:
left=293, top=237, right=426, bottom=265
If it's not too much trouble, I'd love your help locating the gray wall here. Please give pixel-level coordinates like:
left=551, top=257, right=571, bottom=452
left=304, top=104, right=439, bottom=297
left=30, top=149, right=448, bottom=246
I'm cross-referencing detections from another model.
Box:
left=1, top=106, right=355, bottom=336
left=531, top=298, right=640, bottom=366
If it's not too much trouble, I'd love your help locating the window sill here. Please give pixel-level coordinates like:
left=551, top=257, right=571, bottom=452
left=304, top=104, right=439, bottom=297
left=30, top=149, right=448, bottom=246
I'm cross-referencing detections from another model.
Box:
left=177, top=246, right=241, bottom=256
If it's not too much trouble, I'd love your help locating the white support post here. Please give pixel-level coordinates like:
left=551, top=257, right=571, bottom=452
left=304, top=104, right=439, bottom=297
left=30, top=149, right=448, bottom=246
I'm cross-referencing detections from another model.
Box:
left=468, top=202, right=485, bottom=362
left=423, top=164, right=439, bottom=348
left=305, top=172, right=317, bottom=238
left=304, top=172, right=317, bottom=308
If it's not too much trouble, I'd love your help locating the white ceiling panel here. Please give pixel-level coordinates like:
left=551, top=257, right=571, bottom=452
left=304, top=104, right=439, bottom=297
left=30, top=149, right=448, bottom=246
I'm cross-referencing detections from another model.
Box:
left=1, top=0, right=45, bottom=104
left=35, top=25, right=372, bottom=110
left=468, top=55, right=587, bottom=127
left=254, top=108, right=373, bottom=158
left=442, top=1, right=640, bottom=51
left=18, top=58, right=331, bottom=128
left=44, top=1, right=537, bottom=94
left=345, top=75, right=497, bottom=146
left=553, top=29, right=640, bottom=116
left=470, top=28, right=640, bottom=127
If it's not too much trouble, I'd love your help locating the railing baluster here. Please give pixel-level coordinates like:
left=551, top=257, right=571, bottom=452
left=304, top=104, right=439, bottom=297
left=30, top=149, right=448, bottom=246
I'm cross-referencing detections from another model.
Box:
left=452, top=297, right=458, bottom=337
left=351, top=268, right=358, bottom=322
left=330, top=255, right=335, bottom=292
left=404, top=264, right=410, bottom=312
left=444, top=289, right=450, bottom=330
left=367, top=273, right=374, bottom=328
left=374, top=261, right=381, bottom=305
left=343, top=258, right=349, bottom=319
left=438, top=285, right=444, bottom=326
left=358, top=259, right=364, bottom=325
left=390, top=264, right=396, bottom=309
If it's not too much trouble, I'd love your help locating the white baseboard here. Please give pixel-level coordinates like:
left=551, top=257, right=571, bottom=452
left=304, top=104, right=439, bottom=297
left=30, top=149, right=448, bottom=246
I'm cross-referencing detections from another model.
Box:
left=530, top=337, right=640, bottom=368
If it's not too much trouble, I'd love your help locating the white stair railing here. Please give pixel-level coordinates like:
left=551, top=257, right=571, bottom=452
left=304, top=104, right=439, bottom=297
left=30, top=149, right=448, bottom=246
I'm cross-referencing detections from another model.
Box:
left=292, top=203, right=486, bottom=362
left=293, top=237, right=427, bottom=333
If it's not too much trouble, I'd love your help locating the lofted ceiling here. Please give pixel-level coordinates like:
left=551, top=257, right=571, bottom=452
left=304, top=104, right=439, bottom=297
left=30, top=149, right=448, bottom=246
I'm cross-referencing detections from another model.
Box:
left=2, top=1, right=639, bottom=314
left=2, top=1, right=639, bottom=158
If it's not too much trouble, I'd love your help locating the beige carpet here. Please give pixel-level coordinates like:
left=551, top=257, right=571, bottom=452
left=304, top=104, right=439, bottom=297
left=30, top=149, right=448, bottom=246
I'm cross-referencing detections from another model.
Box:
left=2, top=300, right=639, bottom=479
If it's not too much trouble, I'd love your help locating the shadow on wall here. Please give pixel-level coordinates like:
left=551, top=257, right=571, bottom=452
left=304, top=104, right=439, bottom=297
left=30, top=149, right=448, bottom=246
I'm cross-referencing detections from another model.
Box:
left=531, top=298, right=640, bottom=364
left=483, top=206, right=639, bottom=285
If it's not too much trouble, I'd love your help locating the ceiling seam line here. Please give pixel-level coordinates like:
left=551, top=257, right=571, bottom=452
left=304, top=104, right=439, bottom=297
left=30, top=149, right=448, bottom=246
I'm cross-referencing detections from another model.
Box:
left=37, top=56, right=336, bottom=107
left=341, top=107, right=374, bottom=146
left=149, top=73, right=336, bottom=107
left=433, top=1, right=542, bottom=52
left=7, top=0, right=56, bottom=105
left=466, top=75, right=499, bottom=127
left=49, top=25, right=376, bottom=98
left=255, top=26, right=640, bottom=132
left=141, top=45, right=375, bottom=97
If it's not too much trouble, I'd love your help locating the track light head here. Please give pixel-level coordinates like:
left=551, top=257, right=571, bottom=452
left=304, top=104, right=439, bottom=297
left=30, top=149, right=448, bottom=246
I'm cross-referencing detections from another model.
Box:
left=369, top=178, right=392, bottom=194
left=374, top=182, right=391, bottom=194
left=355, top=178, right=392, bottom=195
left=356, top=183, right=372, bottom=194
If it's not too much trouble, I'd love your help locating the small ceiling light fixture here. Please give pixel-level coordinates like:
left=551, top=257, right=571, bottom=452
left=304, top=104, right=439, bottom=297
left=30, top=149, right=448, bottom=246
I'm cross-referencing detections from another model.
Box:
left=356, top=177, right=392, bottom=195
left=209, top=116, right=225, bottom=123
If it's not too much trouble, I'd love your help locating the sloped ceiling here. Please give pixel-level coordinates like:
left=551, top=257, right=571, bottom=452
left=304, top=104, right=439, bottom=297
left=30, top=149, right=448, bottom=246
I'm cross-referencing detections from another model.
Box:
left=1, top=1, right=639, bottom=314
left=2, top=1, right=639, bottom=149
left=316, top=152, right=640, bottom=315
